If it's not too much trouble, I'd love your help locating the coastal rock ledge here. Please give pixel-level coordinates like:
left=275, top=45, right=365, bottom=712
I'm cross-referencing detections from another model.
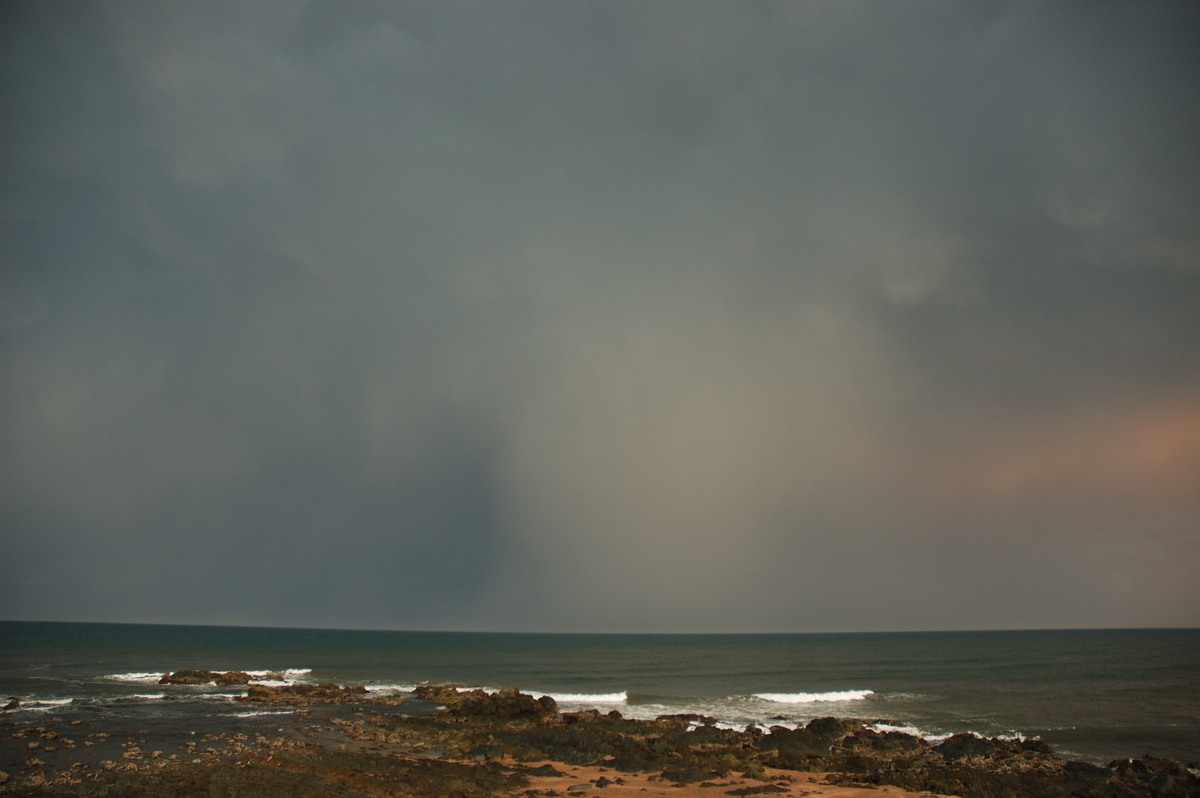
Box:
left=158, top=670, right=283, bottom=686
left=3, top=684, right=1196, bottom=797
left=413, top=684, right=559, bottom=717
left=383, top=686, right=1199, bottom=798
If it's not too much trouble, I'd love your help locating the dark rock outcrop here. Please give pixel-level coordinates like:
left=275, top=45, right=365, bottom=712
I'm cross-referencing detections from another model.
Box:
left=448, top=686, right=559, bottom=718
left=240, top=682, right=370, bottom=706
left=159, top=669, right=220, bottom=685
left=803, top=716, right=862, bottom=740
left=413, top=684, right=558, bottom=718
left=159, top=669, right=286, bottom=686
left=935, top=731, right=999, bottom=761
left=412, top=683, right=474, bottom=706
left=1110, top=756, right=1200, bottom=795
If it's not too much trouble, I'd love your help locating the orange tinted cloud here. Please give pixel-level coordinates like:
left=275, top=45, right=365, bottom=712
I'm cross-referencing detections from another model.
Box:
left=933, top=391, right=1200, bottom=508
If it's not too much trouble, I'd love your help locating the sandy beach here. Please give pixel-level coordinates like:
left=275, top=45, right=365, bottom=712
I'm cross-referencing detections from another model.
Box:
left=500, top=760, right=955, bottom=797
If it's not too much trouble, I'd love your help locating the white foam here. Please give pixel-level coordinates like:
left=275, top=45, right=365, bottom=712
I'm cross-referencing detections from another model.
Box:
left=106, top=672, right=164, bottom=683
left=241, top=668, right=311, bottom=682
left=418, top=684, right=490, bottom=695
left=197, top=693, right=242, bottom=702
left=365, top=684, right=416, bottom=695
left=130, top=693, right=166, bottom=701
left=870, top=722, right=929, bottom=737
left=23, top=698, right=73, bottom=708
left=108, top=668, right=311, bottom=687
left=869, top=722, right=954, bottom=743
left=996, top=731, right=1031, bottom=742
left=867, top=723, right=1032, bottom=745
left=217, top=668, right=312, bottom=683
left=547, top=691, right=628, bottom=704
left=754, top=690, right=874, bottom=703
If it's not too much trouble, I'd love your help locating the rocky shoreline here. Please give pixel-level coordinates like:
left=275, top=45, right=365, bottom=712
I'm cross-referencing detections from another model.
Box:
left=2, top=681, right=1197, bottom=796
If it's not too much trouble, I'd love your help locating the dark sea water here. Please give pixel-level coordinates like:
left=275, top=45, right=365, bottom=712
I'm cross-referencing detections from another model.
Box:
left=1, top=622, right=1196, bottom=766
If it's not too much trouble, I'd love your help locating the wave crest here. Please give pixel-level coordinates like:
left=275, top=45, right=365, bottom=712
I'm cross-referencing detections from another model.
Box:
left=105, top=672, right=163, bottom=683
left=754, top=690, right=874, bottom=703
left=545, top=691, right=628, bottom=704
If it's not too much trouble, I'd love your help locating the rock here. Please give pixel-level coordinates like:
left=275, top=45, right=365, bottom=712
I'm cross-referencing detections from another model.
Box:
left=1064, top=759, right=1109, bottom=777
left=935, top=732, right=998, bottom=761
left=213, top=671, right=250, bottom=686
left=159, top=669, right=255, bottom=686
left=160, top=670, right=219, bottom=685
left=685, top=723, right=738, bottom=746
left=805, top=716, right=862, bottom=740
left=2, top=698, right=19, bottom=711
left=239, top=682, right=371, bottom=706
left=657, top=712, right=716, bottom=725
left=840, top=729, right=927, bottom=756
left=448, top=687, right=560, bottom=719
left=758, top=725, right=832, bottom=764
left=1111, top=755, right=1200, bottom=794
left=258, top=702, right=1200, bottom=798
left=413, top=683, right=471, bottom=705
left=412, top=684, right=560, bottom=717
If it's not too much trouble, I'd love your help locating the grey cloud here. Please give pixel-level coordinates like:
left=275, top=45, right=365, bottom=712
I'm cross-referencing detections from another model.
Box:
left=2, top=1, right=1198, bottom=631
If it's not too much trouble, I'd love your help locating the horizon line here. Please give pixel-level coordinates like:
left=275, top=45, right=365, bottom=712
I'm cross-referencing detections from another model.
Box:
left=2, top=618, right=1197, bottom=637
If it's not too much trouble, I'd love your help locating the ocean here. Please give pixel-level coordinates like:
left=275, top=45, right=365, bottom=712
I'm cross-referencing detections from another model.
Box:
left=1, top=622, right=1196, bottom=766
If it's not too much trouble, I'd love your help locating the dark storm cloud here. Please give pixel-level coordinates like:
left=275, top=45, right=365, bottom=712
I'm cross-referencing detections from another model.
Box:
left=2, top=1, right=1198, bottom=631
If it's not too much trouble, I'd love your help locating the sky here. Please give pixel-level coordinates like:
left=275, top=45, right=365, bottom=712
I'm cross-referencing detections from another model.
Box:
left=2, top=1, right=1198, bottom=634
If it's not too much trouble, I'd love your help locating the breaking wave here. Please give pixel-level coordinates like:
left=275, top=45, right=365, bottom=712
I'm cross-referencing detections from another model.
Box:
left=545, top=691, right=628, bottom=704
left=105, top=672, right=163, bottom=683
left=364, top=683, right=417, bottom=695
left=754, top=690, right=874, bottom=703
left=104, top=668, right=312, bottom=686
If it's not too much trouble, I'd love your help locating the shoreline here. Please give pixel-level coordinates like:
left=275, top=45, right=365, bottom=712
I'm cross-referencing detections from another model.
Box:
left=2, top=681, right=1197, bottom=796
